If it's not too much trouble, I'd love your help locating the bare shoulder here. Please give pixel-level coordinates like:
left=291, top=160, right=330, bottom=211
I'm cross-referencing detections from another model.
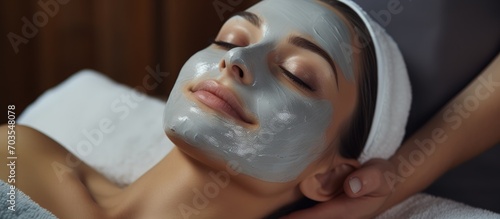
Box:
left=0, top=124, right=107, bottom=218
left=1, top=124, right=77, bottom=172
left=0, top=124, right=62, bottom=170
left=1, top=124, right=62, bottom=155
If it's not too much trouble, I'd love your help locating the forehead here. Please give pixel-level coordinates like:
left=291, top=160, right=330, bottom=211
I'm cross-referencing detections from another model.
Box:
left=246, top=0, right=351, bottom=40
left=245, top=0, right=355, bottom=80
left=248, top=0, right=336, bottom=23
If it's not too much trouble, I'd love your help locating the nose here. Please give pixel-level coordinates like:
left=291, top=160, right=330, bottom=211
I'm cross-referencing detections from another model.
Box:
left=219, top=48, right=254, bottom=85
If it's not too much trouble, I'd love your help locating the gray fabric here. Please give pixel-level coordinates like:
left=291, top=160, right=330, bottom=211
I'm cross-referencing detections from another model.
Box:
left=353, top=0, right=500, bottom=213
left=0, top=180, right=57, bottom=219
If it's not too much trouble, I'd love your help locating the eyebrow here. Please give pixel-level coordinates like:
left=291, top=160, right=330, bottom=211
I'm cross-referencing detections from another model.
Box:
left=289, top=36, right=339, bottom=88
left=232, top=11, right=262, bottom=28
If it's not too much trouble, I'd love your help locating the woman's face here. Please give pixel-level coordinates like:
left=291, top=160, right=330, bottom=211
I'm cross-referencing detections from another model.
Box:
left=163, top=0, right=359, bottom=182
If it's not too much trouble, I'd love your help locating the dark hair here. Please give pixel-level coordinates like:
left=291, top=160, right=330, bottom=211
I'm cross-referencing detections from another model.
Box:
left=333, top=0, right=378, bottom=160
left=265, top=1, right=377, bottom=218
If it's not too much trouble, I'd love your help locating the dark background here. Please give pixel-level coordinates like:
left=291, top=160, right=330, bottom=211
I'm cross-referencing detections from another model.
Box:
left=1, top=0, right=499, bottom=214
left=1, top=0, right=260, bottom=124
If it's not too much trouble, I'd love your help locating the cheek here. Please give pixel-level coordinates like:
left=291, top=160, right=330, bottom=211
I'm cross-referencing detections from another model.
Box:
left=323, top=87, right=358, bottom=150
left=323, top=114, right=341, bottom=153
left=177, top=48, right=226, bottom=82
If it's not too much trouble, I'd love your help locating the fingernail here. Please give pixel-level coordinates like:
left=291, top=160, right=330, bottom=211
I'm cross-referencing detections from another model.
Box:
left=349, top=177, right=362, bottom=194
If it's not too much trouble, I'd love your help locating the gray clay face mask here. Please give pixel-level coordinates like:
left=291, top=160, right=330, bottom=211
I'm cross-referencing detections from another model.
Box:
left=163, top=0, right=354, bottom=182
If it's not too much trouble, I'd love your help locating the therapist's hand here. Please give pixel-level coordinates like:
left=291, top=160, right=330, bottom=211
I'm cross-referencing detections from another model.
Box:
left=284, top=54, right=500, bottom=219
left=282, top=159, right=396, bottom=219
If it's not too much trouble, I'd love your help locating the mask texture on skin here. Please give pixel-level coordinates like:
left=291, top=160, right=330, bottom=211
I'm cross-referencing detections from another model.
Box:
left=163, top=0, right=354, bottom=182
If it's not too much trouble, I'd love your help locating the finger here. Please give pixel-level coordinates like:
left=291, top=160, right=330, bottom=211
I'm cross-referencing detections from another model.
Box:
left=344, top=170, right=380, bottom=198
left=344, top=161, right=394, bottom=198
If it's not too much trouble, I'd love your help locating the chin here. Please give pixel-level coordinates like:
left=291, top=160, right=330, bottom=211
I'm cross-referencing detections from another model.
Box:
left=166, top=130, right=227, bottom=170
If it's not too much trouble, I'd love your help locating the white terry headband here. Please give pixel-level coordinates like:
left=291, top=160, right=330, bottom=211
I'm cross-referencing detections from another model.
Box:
left=337, top=0, right=412, bottom=163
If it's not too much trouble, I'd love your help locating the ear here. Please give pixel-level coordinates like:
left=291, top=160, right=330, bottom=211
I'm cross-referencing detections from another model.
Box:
left=299, top=158, right=359, bottom=202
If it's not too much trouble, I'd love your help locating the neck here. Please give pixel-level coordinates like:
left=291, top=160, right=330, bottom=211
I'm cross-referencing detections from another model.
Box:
left=108, top=147, right=297, bottom=219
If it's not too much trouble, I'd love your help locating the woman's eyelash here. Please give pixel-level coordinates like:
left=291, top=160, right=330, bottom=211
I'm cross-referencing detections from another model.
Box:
left=279, top=66, right=314, bottom=91
left=212, top=40, right=238, bottom=50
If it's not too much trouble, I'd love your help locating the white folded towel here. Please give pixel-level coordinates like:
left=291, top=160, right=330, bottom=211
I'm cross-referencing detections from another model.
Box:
left=376, top=193, right=499, bottom=219
left=19, top=69, right=173, bottom=185
left=19, top=70, right=499, bottom=218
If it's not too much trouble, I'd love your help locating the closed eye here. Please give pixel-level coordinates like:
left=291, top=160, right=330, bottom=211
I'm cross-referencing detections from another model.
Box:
left=212, top=40, right=239, bottom=50
left=279, top=66, right=314, bottom=91
left=213, top=40, right=314, bottom=92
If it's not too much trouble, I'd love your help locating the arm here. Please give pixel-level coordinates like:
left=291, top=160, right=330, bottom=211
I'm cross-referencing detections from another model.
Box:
left=382, top=52, right=500, bottom=211
left=285, top=53, right=500, bottom=219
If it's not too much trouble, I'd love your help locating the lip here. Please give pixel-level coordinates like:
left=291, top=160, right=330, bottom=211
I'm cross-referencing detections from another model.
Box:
left=191, top=80, right=254, bottom=125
